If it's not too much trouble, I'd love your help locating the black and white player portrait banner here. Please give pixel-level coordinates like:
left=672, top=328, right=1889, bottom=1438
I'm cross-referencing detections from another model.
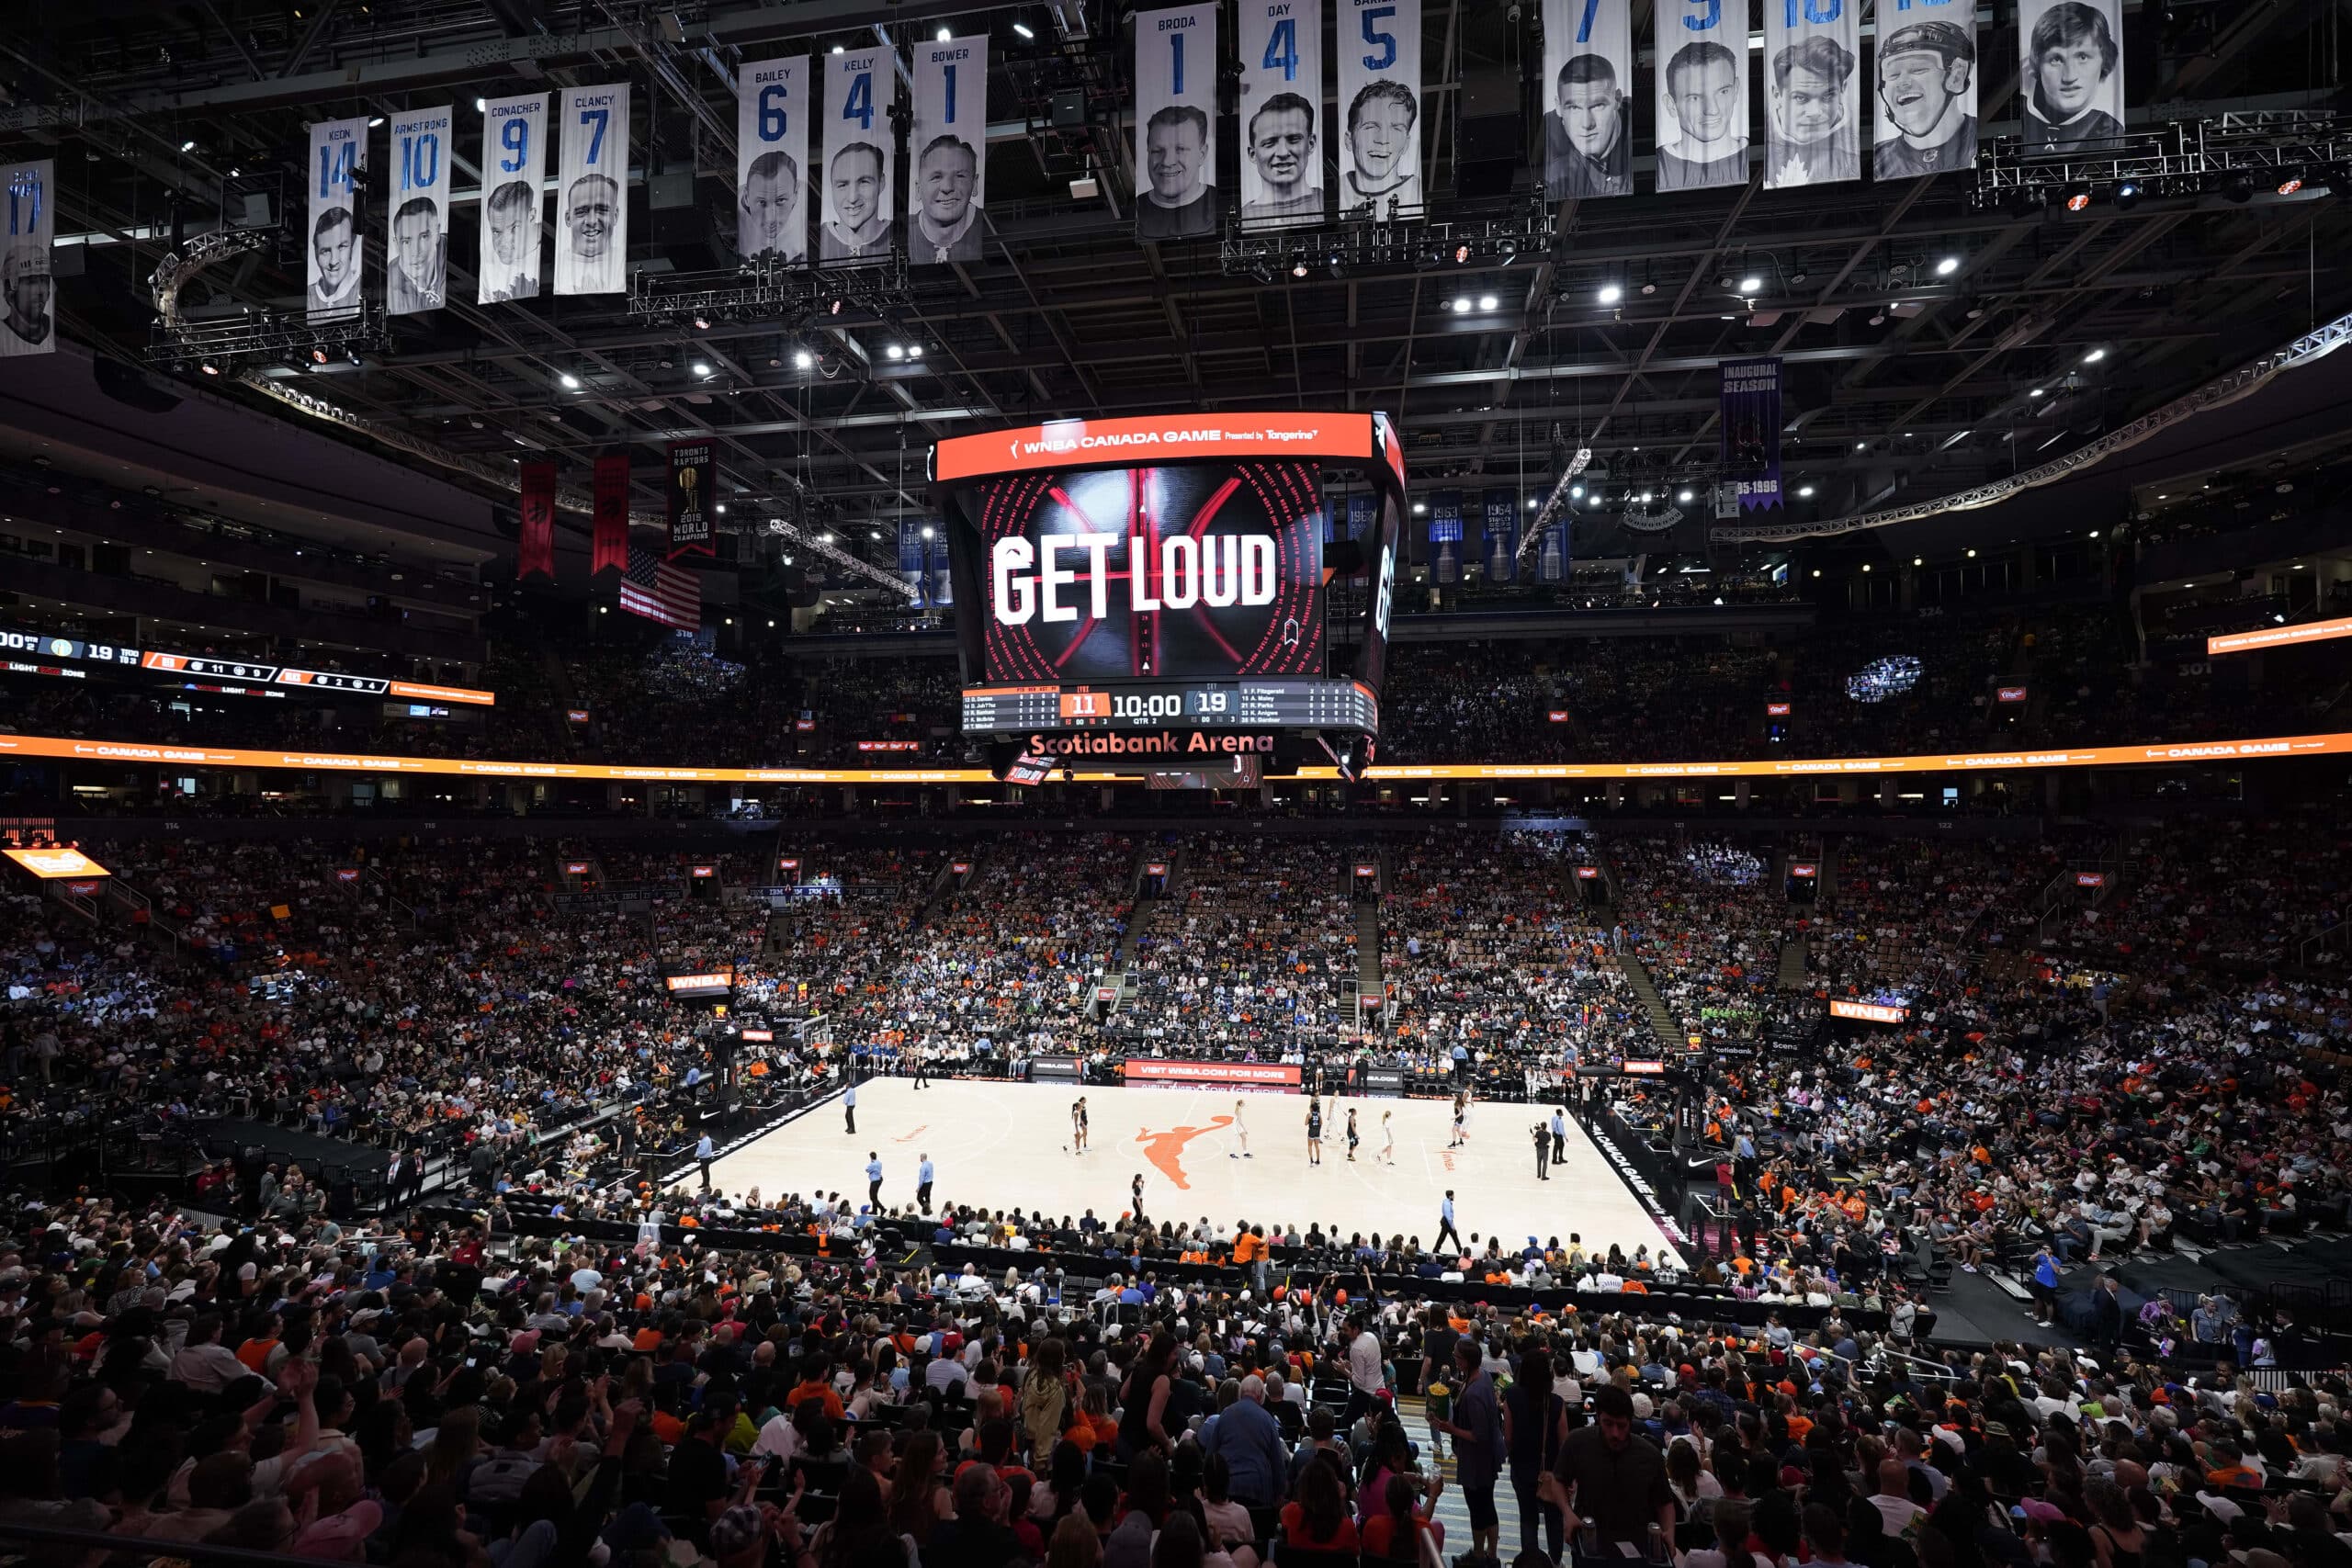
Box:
left=738, top=58, right=808, bottom=264
left=385, top=105, right=452, bottom=313
left=911, top=35, right=987, bottom=265
left=0, top=160, right=55, bottom=357
left=1237, top=0, right=1326, bottom=229
left=1136, top=4, right=1219, bottom=241
left=1763, top=0, right=1859, bottom=186
left=2018, top=0, right=2123, bottom=155
left=1871, top=12, right=1977, bottom=177
left=1336, top=0, right=1422, bottom=219
left=1541, top=0, right=1633, bottom=199
left=306, top=117, right=367, bottom=322
left=479, top=94, right=547, bottom=303
left=556, top=85, right=628, bottom=296
left=1655, top=0, right=1750, bottom=191
left=822, top=48, right=896, bottom=264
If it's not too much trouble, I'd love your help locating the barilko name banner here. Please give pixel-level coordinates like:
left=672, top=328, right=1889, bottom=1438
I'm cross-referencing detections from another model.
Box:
left=1136, top=4, right=1221, bottom=241
left=479, top=95, right=548, bottom=303
left=385, top=106, right=453, bottom=313
left=556, top=85, right=629, bottom=296
left=306, top=117, right=368, bottom=322
left=1336, top=0, right=1422, bottom=219
left=1541, top=0, right=1633, bottom=198
left=738, top=58, right=810, bottom=264
left=821, top=49, right=896, bottom=264
left=1237, top=0, right=1326, bottom=229
left=910, top=35, right=988, bottom=264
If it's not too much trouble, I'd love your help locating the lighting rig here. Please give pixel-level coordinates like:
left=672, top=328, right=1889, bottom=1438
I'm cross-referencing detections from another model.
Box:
left=1974, top=110, right=2352, bottom=212
left=1217, top=201, right=1554, bottom=284
left=627, top=251, right=913, bottom=329
left=142, top=227, right=390, bottom=375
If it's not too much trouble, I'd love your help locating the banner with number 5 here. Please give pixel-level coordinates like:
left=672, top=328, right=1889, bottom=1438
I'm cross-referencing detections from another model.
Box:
left=1336, top=0, right=1423, bottom=220
left=738, top=59, right=809, bottom=264
left=478, top=94, right=547, bottom=304
left=1135, top=4, right=1219, bottom=242
left=822, top=48, right=897, bottom=265
left=1541, top=0, right=1634, bottom=198
left=1654, top=0, right=1751, bottom=191
left=556, top=85, right=629, bottom=295
left=1238, top=0, right=1326, bottom=230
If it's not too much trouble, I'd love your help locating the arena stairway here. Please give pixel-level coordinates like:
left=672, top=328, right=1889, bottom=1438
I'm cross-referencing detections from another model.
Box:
left=1777, top=939, right=1810, bottom=989
left=1614, top=953, right=1683, bottom=1054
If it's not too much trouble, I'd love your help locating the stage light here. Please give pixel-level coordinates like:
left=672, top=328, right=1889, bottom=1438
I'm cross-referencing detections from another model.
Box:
left=2029, top=387, right=2045, bottom=397
left=2278, top=172, right=2305, bottom=197
left=2115, top=180, right=2142, bottom=209
left=560, top=372, right=581, bottom=389
left=368, top=117, right=385, bottom=128
left=180, top=138, right=198, bottom=152
left=908, top=345, right=923, bottom=359
left=2222, top=171, right=2253, bottom=203
left=475, top=97, right=486, bottom=111
left=1292, top=260, right=1308, bottom=278
left=794, top=349, right=815, bottom=369
left=1451, top=297, right=1472, bottom=312
left=937, top=25, right=952, bottom=39
left=1797, top=484, right=1815, bottom=498
left=692, top=361, right=712, bottom=376
left=831, top=44, right=844, bottom=53
left=1966, top=548, right=1976, bottom=558
left=1569, top=484, right=1584, bottom=499
left=1453, top=244, right=1471, bottom=264
left=1856, top=441, right=1866, bottom=450
left=2063, top=183, right=2092, bottom=212
left=1935, top=255, right=1960, bottom=276
left=1411, top=502, right=1426, bottom=514
left=886, top=344, right=905, bottom=360
left=1678, top=490, right=1694, bottom=502
left=2083, top=347, right=2106, bottom=363
left=1598, top=283, right=1623, bottom=304
left=1738, top=275, right=1762, bottom=293
left=310, top=347, right=328, bottom=365
left=1476, top=294, right=1498, bottom=310
left=199, top=361, right=219, bottom=375
left=693, top=314, right=710, bottom=330
left=1012, top=20, right=1035, bottom=38
left=1497, top=235, right=1519, bottom=260
left=921, top=526, right=934, bottom=539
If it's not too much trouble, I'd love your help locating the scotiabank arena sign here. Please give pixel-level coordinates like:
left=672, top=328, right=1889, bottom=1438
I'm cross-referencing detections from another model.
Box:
left=1027, top=730, right=1279, bottom=757
left=1123, top=1059, right=1302, bottom=1087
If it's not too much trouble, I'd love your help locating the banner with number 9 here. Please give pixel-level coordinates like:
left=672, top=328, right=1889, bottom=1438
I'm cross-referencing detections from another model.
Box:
left=739, top=58, right=809, bottom=265
left=556, top=84, right=630, bottom=295
left=1238, top=0, right=1326, bottom=230
left=478, top=94, right=548, bottom=304
left=1654, top=0, right=1751, bottom=191
left=1335, top=0, right=1423, bottom=220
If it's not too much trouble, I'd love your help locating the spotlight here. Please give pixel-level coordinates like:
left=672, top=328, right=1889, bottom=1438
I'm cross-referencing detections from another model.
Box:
left=1012, top=21, right=1035, bottom=38
left=199, top=361, right=219, bottom=376
left=886, top=344, right=905, bottom=360
left=180, top=138, right=197, bottom=152
left=1797, top=484, right=1815, bottom=498
left=1497, top=235, right=1519, bottom=260
left=1569, top=484, right=1584, bottom=499
left=2063, top=182, right=2092, bottom=212
left=1451, top=297, right=1472, bottom=313
left=475, top=97, right=486, bottom=111
left=1418, top=244, right=1443, bottom=270
left=1411, top=502, right=1426, bottom=514
left=1292, top=260, right=1308, bottom=278
left=1598, top=283, right=1623, bottom=305
left=2222, top=171, right=2253, bottom=203
left=368, top=116, right=385, bottom=128
left=2277, top=172, right=2305, bottom=197
left=921, top=526, right=934, bottom=539
left=794, top=349, right=815, bottom=369
left=908, top=345, right=923, bottom=359
left=2083, top=347, right=2106, bottom=363
left=1738, top=275, right=1762, bottom=293
left=1962, top=297, right=1984, bottom=319
left=1935, top=255, right=1961, bottom=276
left=1678, top=490, right=1693, bottom=502
left=692, top=360, right=712, bottom=376
left=1476, top=294, right=1498, bottom=310
left=693, top=314, right=710, bottom=330
left=310, top=347, right=328, bottom=365
left=560, top=372, right=581, bottom=389
left=936, top=25, right=952, bottom=39
left=1453, top=244, right=1471, bottom=264
left=1326, top=253, right=1344, bottom=278
left=830, top=298, right=843, bottom=315
left=2114, top=180, right=2142, bottom=209
left=2028, top=387, right=2045, bottom=398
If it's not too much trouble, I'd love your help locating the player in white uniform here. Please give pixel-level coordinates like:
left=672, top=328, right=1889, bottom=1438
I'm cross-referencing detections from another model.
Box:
left=1229, top=1098, right=1251, bottom=1158
left=1381, top=1109, right=1396, bottom=1164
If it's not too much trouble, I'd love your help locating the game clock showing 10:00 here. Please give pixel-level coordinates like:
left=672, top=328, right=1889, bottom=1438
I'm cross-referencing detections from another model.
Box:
left=1061, top=687, right=1230, bottom=723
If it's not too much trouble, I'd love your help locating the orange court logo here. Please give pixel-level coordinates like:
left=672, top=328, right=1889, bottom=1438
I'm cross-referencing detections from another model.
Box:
left=1134, top=1114, right=1232, bottom=1190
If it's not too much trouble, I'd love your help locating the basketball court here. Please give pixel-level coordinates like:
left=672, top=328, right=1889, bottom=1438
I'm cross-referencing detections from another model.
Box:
left=705, top=1077, right=1685, bottom=1267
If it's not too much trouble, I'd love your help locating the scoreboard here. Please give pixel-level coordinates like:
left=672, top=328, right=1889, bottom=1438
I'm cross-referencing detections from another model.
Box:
left=962, top=679, right=1379, bottom=732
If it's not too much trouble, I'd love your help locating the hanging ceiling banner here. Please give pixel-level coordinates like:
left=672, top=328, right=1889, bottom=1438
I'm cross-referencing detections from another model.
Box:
left=1336, top=0, right=1423, bottom=220
left=910, top=35, right=988, bottom=265
left=478, top=94, right=548, bottom=303
left=555, top=85, right=629, bottom=295
left=1762, top=0, right=1860, bottom=187
left=1237, top=0, right=1327, bottom=229
left=0, top=159, right=56, bottom=357
left=1136, top=4, right=1221, bottom=241
left=821, top=47, right=897, bottom=264
left=306, top=117, right=368, bottom=322
left=1721, top=357, right=1784, bottom=512
left=385, top=105, right=452, bottom=313
left=2018, top=0, right=2123, bottom=155
left=738, top=58, right=810, bottom=265
left=1871, top=16, right=1978, bottom=176
left=1430, top=491, right=1463, bottom=585
left=1654, top=0, right=1750, bottom=191
left=593, top=453, right=631, bottom=576
left=1483, top=491, right=1517, bottom=582
left=667, top=441, right=716, bottom=560
left=1540, top=0, right=1634, bottom=199
left=518, top=460, right=557, bottom=581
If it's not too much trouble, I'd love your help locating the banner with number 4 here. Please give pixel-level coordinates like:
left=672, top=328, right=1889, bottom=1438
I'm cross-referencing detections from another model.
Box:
left=822, top=49, right=896, bottom=265
left=1238, top=0, right=1326, bottom=229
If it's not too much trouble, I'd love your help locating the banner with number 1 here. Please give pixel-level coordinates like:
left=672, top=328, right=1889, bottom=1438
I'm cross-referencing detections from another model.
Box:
left=556, top=84, right=629, bottom=295
left=1136, top=4, right=1220, bottom=242
left=1238, top=0, right=1326, bottom=229
left=912, top=35, right=988, bottom=264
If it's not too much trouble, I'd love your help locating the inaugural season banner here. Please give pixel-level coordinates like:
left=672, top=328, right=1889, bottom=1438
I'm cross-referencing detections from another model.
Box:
left=1762, top=0, right=1860, bottom=187
left=384, top=106, right=452, bottom=313
left=1336, top=0, right=1422, bottom=219
left=1654, top=0, right=1750, bottom=191
left=910, top=35, right=987, bottom=264
left=2018, top=0, right=2124, bottom=155
left=737, top=58, right=810, bottom=264
left=1429, top=491, right=1463, bottom=585
left=1135, top=5, right=1220, bottom=241
left=517, top=460, right=557, bottom=581
left=479, top=94, right=547, bottom=303
left=0, top=159, right=55, bottom=358
left=1237, top=0, right=1326, bottom=229
left=592, top=454, right=630, bottom=576
left=1483, top=491, right=1517, bottom=582
left=1873, top=12, right=1979, bottom=176
left=555, top=85, right=629, bottom=295
left=1720, top=357, right=1784, bottom=512
left=667, top=441, right=715, bottom=559
left=821, top=49, right=896, bottom=264
left=306, top=117, right=367, bottom=322
left=1540, top=0, right=1634, bottom=198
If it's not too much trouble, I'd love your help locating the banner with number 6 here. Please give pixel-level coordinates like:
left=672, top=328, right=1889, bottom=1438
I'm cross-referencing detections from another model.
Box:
left=738, top=58, right=809, bottom=264
left=1238, top=0, right=1326, bottom=229
left=821, top=48, right=897, bottom=265
left=1541, top=0, right=1634, bottom=198
left=556, top=84, right=629, bottom=296
left=479, top=94, right=547, bottom=303
left=1336, top=0, right=1422, bottom=220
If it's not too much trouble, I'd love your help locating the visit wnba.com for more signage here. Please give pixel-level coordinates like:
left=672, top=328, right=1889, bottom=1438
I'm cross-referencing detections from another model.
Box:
left=1123, top=1059, right=1304, bottom=1087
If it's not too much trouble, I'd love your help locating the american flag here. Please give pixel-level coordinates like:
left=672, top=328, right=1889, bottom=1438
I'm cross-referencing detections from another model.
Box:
left=619, top=547, right=700, bottom=629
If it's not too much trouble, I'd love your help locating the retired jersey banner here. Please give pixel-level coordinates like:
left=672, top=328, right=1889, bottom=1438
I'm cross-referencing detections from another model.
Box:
left=1763, top=0, right=1860, bottom=187
left=897, top=520, right=929, bottom=604
left=1336, top=0, right=1422, bottom=219
left=518, top=460, right=557, bottom=581
left=667, top=441, right=715, bottom=559
left=1537, top=516, right=1569, bottom=581
left=1483, top=491, right=1517, bottom=582
left=1720, top=357, right=1784, bottom=512
left=556, top=85, right=628, bottom=295
left=1541, top=0, right=1634, bottom=198
left=1238, top=0, right=1326, bottom=229
left=1136, top=5, right=1220, bottom=241
left=1347, top=491, right=1376, bottom=540
left=306, top=117, right=367, bottom=322
left=1655, top=0, right=1750, bottom=191
left=1429, top=491, right=1463, bottom=585
left=2018, top=0, right=2123, bottom=156
left=738, top=58, right=810, bottom=264
left=0, top=160, right=56, bottom=357
left=910, top=35, right=987, bottom=264
left=479, top=94, right=548, bottom=303
left=593, top=454, right=631, bottom=576
left=1872, top=16, right=1978, bottom=177
left=385, top=106, right=453, bottom=313
left=821, top=48, right=896, bottom=264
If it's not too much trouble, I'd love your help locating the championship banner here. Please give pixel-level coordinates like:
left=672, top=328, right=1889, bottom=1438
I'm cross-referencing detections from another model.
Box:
left=738, top=57, right=810, bottom=264
left=1541, top=0, right=1633, bottom=198
left=306, top=117, right=368, bottom=322
left=555, top=85, right=628, bottom=295
left=479, top=94, right=548, bottom=303
left=592, top=454, right=631, bottom=576
left=517, top=460, right=557, bottom=581
left=1720, top=357, right=1784, bottom=512
left=385, top=106, right=452, bottom=313
left=1237, top=0, right=1326, bottom=229
left=820, top=48, right=895, bottom=264
left=1136, top=4, right=1220, bottom=241
left=1347, top=491, right=1376, bottom=540
left=1654, top=0, right=1749, bottom=191
left=1429, top=491, right=1463, bottom=586
left=667, top=440, right=715, bottom=559
left=897, top=520, right=929, bottom=604
left=926, top=527, right=954, bottom=606
left=910, top=35, right=987, bottom=264
left=1336, top=0, right=1422, bottom=219
left=2018, top=0, right=2123, bottom=156
left=1873, top=14, right=1978, bottom=176
left=1762, top=0, right=1860, bottom=187
left=1483, top=491, right=1517, bottom=582
left=0, top=160, right=55, bottom=357
left=1537, top=516, right=1568, bottom=581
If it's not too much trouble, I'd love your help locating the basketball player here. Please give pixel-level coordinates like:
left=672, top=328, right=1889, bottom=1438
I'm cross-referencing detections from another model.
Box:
left=1380, top=1109, right=1396, bottom=1165
left=1447, top=1089, right=1468, bottom=1150
left=1131, top=1170, right=1147, bottom=1224
left=1305, top=1097, right=1324, bottom=1166
left=1071, top=1097, right=1089, bottom=1153
left=1229, top=1098, right=1251, bottom=1159
left=911, top=1043, right=930, bottom=1089
left=1345, top=1107, right=1361, bottom=1163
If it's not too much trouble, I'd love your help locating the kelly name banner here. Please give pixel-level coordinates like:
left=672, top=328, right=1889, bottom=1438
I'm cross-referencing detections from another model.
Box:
left=1763, top=0, right=1861, bottom=187
left=1655, top=0, right=1749, bottom=191
left=1136, top=4, right=1220, bottom=241
left=738, top=58, right=810, bottom=264
left=1428, top=491, right=1463, bottom=585
left=2018, top=0, right=2123, bottom=155
left=479, top=94, right=548, bottom=303
left=385, top=106, right=453, bottom=314
left=1541, top=0, right=1633, bottom=199
left=1483, top=491, right=1517, bottom=582
left=821, top=49, right=896, bottom=264
left=518, top=460, right=557, bottom=581
left=1720, top=357, right=1784, bottom=512
left=555, top=85, right=629, bottom=296
left=1237, top=0, right=1327, bottom=229
left=667, top=441, right=715, bottom=559
left=1873, top=13, right=1979, bottom=176
left=910, top=35, right=988, bottom=264
left=593, top=454, right=631, bottom=576
left=306, top=117, right=367, bottom=322
left=1, top=159, right=55, bottom=358
left=1336, top=0, right=1422, bottom=219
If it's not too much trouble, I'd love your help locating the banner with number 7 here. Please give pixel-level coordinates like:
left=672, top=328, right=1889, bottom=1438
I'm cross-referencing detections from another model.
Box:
left=556, top=84, right=630, bottom=295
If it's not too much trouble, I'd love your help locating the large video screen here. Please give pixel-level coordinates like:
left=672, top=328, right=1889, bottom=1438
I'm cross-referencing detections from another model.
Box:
left=956, top=461, right=1327, bottom=683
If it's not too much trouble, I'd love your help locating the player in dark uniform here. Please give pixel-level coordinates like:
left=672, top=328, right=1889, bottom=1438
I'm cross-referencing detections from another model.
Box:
left=1131, top=1170, right=1147, bottom=1223
left=1306, top=1098, right=1324, bottom=1166
left=1346, top=1107, right=1361, bottom=1163
left=1070, top=1097, right=1089, bottom=1154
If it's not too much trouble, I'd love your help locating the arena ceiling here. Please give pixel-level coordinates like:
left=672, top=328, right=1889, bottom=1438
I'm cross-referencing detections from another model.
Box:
left=3, top=0, right=2348, bottom=570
